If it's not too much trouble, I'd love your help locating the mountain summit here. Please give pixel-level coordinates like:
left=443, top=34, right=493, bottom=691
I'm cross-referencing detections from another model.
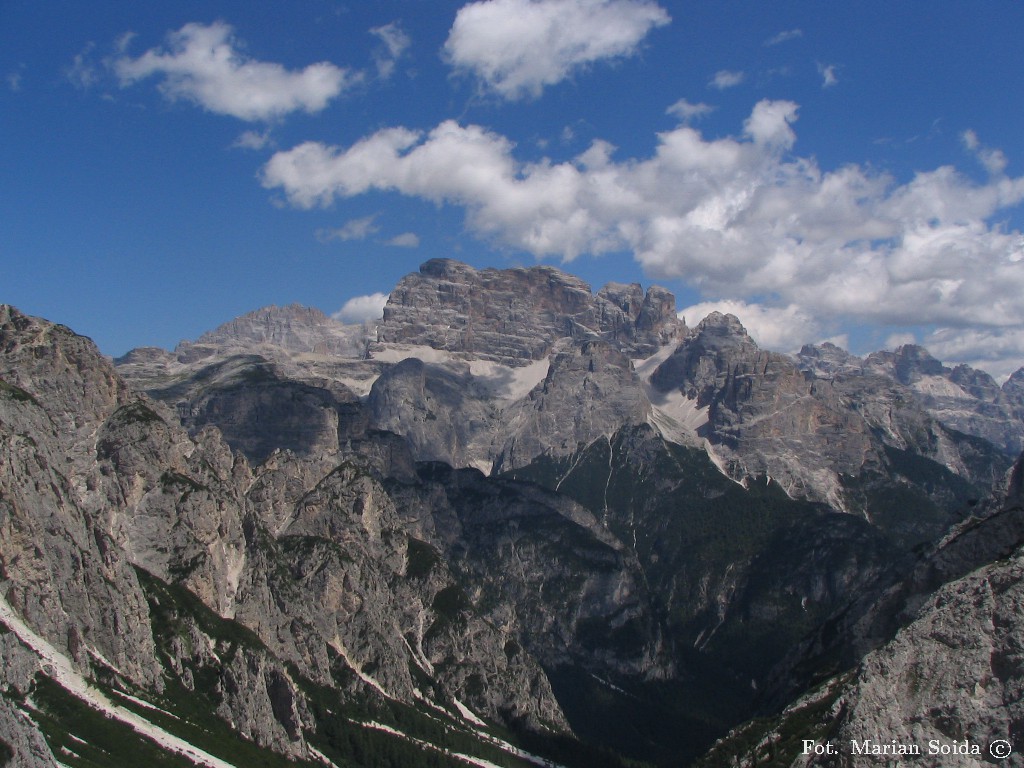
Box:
left=3, top=259, right=1024, bottom=766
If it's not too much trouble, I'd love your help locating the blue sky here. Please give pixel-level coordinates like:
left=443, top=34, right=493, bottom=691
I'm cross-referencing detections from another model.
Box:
left=4, top=1, right=1024, bottom=378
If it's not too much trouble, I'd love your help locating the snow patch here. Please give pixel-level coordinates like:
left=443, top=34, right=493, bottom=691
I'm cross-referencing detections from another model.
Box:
left=913, top=374, right=969, bottom=399
left=469, top=357, right=549, bottom=402
left=111, top=690, right=179, bottom=719
left=703, top=440, right=746, bottom=487
left=307, top=744, right=343, bottom=768
left=633, top=344, right=707, bottom=446
left=332, top=374, right=380, bottom=397
left=328, top=637, right=392, bottom=700
left=453, top=697, right=487, bottom=727
left=0, top=594, right=242, bottom=768
left=370, top=343, right=548, bottom=403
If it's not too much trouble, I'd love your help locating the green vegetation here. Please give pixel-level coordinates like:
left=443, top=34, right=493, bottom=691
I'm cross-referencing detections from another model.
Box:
left=0, top=377, right=37, bottom=405
left=842, top=444, right=991, bottom=548
left=692, top=674, right=851, bottom=768
left=25, top=674, right=197, bottom=768
left=109, top=400, right=166, bottom=426
left=405, top=537, right=440, bottom=579
left=505, top=425, right=888, bottom=762
left=137, top=566, right=266, bottom=656
left=291, top=664, right=531, bottom=768
left=130, top=562, right=552, bottom=767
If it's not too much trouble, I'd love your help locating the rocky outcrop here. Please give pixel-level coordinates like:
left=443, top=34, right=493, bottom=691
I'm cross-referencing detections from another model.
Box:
left=19, top=249, right=1024, bottom=766
left=495, top=339, right=651, bottom=472
left=652, top=313, right=874, bottom=507
left=386, top=462, right=668, bottom=681
left=178, top=303, right=372, bottom=361
left=0, top=306, right=165, bottom=689
left=0, top=304, right=573, bottom=765
left=649, top=314, right=1009, bottom=519
left=376, top=258, right=684, bottom=366
left=832, top=551, right=1024, bottom=767
left=367, top=357, right=500, bottom=471
left=798, top=342, right=1024, bottom=457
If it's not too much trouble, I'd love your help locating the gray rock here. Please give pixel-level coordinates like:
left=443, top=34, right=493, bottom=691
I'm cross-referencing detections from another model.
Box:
left=376, top=258, right=684, bottom=365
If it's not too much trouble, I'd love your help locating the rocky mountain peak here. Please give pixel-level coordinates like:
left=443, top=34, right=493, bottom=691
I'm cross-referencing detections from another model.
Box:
left=1002, top=366, right=1024, bottom=398
left=796, top=341, right=864, bottom=377
left=182, top=302, right=371, bottom=359
left=376, top=258, right=684, bottom=366
left=864, top=343, right=946, bottom=384
left=688, top=311, right=757, bottom=353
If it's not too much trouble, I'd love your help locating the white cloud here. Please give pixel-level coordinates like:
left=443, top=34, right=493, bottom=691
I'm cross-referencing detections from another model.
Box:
left=709, top=69, right=744, bottom=89
left=65, top=43, right=99, bottom=89
left=921, top=327, right=1024, bottom=382
left=263, top=100, right=1024, bottom=377
left=819, top=63, right=838, bottom=88
left=5, top=70, right=22, bottom=92
left=371, top=22, right=411, bottom=79
left=333, top=292, right=389, bottom=323
left=386, top=232, right=420, bottom=247
left=233, top=128, right=274, bottom=150
left=666, top=98, right=714, bottom=123
left=962, top=129, right=1008, bottom=176
left=443, top=0, right=670, bottom=100
left=114, top=22, right=357, bottom=121
left=885, top=332, right=917, bottom=350
left=679, top=300, right=821, bottom=352
left=764, top=29, right=802, bottom=46
left=316, top=215, right=380, bottom=242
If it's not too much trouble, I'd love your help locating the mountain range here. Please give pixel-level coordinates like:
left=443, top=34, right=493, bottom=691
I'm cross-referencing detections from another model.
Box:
left=2, top=258, right=1024, bottom=767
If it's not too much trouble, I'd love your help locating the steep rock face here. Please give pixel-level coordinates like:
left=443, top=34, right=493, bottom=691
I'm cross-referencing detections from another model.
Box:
left=1, top=305, right=573, bottom=765
left=698, top=452, right=1024, bottom=768
left=367, top=357, right=500, bottom=471
left=0, top=637, right=60, bottom=768
left=369, top=338, right=653, bottom=474
left=386, top=462, right=668, bottom=685
left=832, top=552, right=1024, bottom=766
left=0, top=306, right=164, bottom=689
left=129, top=353, right=370, bottom=465
left=504, top=424, right=905, bottom=765
left=653, top=313, right=874, bottom=506
left=864, top=345, right=1024, bottom=456
left=798, top=342, right=1024, bottom=457
left=650, top=314, right=1007, bottom=521
left=495, top=339, right=651, bottom=472
left=178, top=303, right=372, bottom=360
left=376, top=258, right=684, bottom=366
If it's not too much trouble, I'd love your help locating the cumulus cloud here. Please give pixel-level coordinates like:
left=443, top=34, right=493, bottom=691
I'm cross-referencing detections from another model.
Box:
left=114, top=22, right=357, bottom=121
left=885, top=332, right=917, bottom=350
left=920, top=327, right=1024, bottom=382
left=819, top=63, right=838, bottom=88
left=764, top=29, right=802, bottom=46
left=233, top=128, right=274, bottom=150
left=679, top=300, right=821, bottom=352
left=263, top=100, right=1024, bottom=374
left=666, top=98, right=714, bottom=123
left=962, top=129, right=1008, bottom=176
left=332, top=292, right=389, bottom=323
left=709, top=69, right=744, bottom=89
left=371, top=22, right=411, bottom=79
left=443, top=0, right=670, bottom=100
left=316, top=215, right=380, bottom=242
left=386, top=232, right=420, bottom=247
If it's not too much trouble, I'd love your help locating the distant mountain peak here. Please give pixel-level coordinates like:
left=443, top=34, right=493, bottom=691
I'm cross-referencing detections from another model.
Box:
left=376, top=258, right=684, bottom=366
